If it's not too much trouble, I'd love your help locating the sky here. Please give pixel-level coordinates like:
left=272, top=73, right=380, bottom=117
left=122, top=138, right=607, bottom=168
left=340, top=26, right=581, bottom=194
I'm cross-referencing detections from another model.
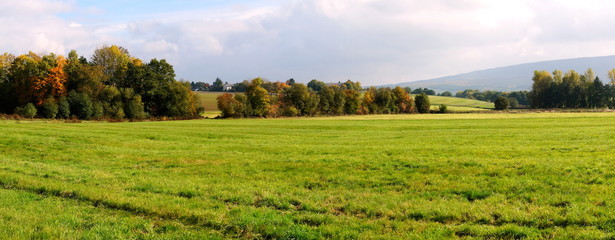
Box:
left=3, top=0, right=615, bottom=85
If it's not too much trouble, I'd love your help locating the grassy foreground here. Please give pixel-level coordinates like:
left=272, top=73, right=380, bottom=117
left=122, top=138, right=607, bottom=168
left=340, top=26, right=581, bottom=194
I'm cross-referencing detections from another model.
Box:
left=1, top=113, right=614, bottom=239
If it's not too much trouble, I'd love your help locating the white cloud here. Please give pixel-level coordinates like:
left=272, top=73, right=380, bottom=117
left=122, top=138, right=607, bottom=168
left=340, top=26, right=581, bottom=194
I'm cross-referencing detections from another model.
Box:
left=3, top=0, right=615, bottom=85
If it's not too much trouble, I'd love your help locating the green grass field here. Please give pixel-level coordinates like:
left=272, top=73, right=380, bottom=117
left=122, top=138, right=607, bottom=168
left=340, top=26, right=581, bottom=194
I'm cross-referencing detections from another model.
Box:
left=427, top=96, right=494, bottom=111
left=1, top=113, right=614, bottom=239
left=196, top=92, right=222, bottom=112
left=197, top=92, right=494, bottom=113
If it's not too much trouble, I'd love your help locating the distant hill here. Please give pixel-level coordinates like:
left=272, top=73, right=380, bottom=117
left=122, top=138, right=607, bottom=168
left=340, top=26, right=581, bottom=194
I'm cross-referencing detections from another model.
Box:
left=386, top=55, right=615, bottom=92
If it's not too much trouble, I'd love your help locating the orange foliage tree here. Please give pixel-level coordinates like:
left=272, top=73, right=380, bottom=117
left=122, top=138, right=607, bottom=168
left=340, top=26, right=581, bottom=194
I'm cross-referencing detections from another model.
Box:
left=33, top=56, right=68, bottom=105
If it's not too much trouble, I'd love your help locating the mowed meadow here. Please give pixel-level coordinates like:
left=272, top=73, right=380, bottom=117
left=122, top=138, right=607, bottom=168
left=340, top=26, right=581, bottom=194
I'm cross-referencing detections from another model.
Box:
left=1, top=113, right=614, bottom=239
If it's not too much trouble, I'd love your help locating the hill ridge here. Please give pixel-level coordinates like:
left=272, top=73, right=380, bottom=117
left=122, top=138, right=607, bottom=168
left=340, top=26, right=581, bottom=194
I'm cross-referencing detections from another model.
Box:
left=385, top=55, right=615, bottom=92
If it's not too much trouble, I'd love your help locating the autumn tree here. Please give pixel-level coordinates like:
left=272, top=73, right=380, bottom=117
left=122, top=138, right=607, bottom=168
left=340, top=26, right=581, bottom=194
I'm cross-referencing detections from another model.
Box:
left=9, top=52, right=44, bottom=108
left=91, top=45, right=131, bottom=86
left=341, top=80, right=362, bottom=91
left=362, top=87, right=377, bottom=114
left=393, top=86, right=414, bottom=113
left=217, top=93, right=240, bottom=118
left=608, top=69, right=615, bottom=86
left=529, top=70, right=553, bottom=108
left=342, top=89, right=360, bottom=114
left=246, top=78, right=271, bottom=117
left=33, top=55, right=67, bottom=105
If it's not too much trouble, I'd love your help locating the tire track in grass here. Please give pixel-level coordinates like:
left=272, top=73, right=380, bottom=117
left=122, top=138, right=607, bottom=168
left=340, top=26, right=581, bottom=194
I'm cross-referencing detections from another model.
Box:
left=0, top=171, right=324, bottom=239
left=1, top=170, right=613, bottom=237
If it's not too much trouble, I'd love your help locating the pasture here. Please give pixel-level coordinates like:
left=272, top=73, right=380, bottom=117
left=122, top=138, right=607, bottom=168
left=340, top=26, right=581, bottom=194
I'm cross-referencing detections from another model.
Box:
left=0, top=112, right=614, bottom=239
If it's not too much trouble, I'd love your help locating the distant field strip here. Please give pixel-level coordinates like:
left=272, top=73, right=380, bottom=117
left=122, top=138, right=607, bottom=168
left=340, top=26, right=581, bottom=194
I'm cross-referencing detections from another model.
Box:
left=199, top=92, right=495, bottom=113
left=0, top=113, right=614, bottom=239
left=196, top=92, right=222, bottom=111
left=427, top=96, right=494, bottom=110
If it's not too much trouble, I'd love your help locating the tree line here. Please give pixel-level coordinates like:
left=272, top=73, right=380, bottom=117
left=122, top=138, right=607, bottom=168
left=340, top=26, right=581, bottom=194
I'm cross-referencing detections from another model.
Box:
left=217, top=78, right=433, bottom=118
left=530, top=68, right=615, bottom=109
left=454, top=89, right=529, bottom=108
left=191, top=78, right=447, bottom=97
left=0, top=46, right=202, bottom=119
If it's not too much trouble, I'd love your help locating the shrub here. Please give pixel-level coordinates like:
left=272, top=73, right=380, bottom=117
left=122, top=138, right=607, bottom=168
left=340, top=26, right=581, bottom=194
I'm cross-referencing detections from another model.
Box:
left=15, top=103, right=37, bottom=118
left=40, top=99, right=58, bottom=119
left=494, top=96, right=509, bottom=110
left=439, top=104, right=448, bottom=113
left=415, top=93, right=430, bottom=113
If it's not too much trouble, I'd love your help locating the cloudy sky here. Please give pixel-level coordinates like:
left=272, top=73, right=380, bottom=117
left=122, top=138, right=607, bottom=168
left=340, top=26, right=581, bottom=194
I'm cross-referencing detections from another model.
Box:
left=2, top=0, right=615, bottom=85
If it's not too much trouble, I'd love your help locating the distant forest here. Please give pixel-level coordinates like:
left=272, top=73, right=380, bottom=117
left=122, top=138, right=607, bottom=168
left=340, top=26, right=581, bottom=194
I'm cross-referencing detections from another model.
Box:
left=0, top=45, right=202, bottom=119
left=530, top=68, right=615, bottom=109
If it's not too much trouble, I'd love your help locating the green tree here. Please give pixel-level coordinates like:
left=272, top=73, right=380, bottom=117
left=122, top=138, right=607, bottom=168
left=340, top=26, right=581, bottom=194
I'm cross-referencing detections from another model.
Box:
left=375, top=88, right=394, bottom=113
left=92, top=101, right=104, bottom=119
left=508, top=97, right=519, bottom=109
left=233, top=94, right=250, bottom=118
left=286, top=78, right=296, bottom=86
left=307, top=79, right=326, bottom=92
left=67, top=90, right=93, bottom=119
left=283, top=83, right=319, bottom=116
left=562, top=70, right=581, bottom=108
left=65, top=50, right=105, bottom=97
left=318, top=85, right=335, bottom=114
left=99, top=86, right=124, bottom=119
left=440, top=91, right=453, bottom=97
left=121, top=88, right=146, bottom=119
left=414, top=93, right=430, bottom=113
left=494, top=96, right=509, bottom=110
left=57, top=96, right=70, bottom=118
left=211, top=78, right=224, bottom=91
